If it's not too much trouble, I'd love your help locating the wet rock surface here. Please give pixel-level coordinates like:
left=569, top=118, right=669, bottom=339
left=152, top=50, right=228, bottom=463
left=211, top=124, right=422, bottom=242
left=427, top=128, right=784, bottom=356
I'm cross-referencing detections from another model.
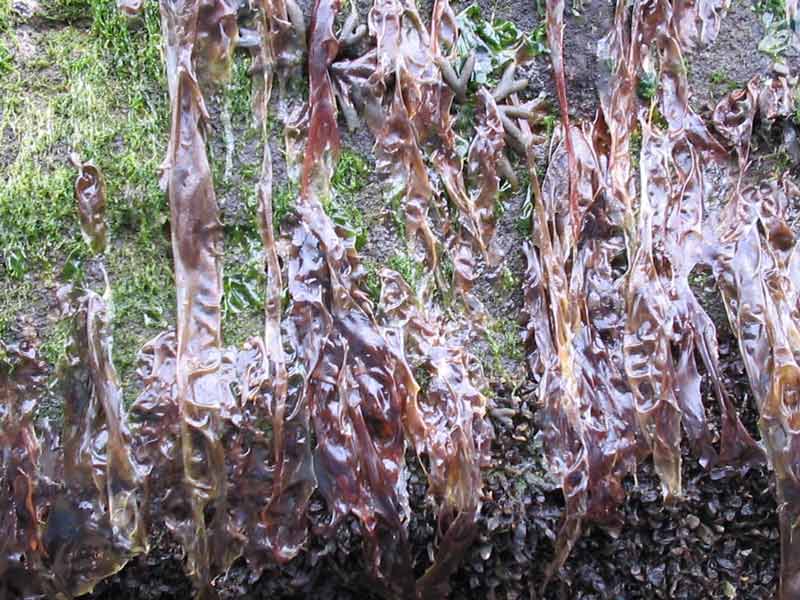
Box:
left=2, top=0, right=799, bottom=598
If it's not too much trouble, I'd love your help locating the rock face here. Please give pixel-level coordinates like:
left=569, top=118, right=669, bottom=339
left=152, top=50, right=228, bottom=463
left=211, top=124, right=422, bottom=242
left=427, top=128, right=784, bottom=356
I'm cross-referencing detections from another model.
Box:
left=2, top=0, right=800, bottom=599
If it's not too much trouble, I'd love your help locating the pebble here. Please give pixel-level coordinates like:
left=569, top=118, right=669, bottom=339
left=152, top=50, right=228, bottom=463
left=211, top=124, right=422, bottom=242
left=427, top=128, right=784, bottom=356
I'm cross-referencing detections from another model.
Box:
left=772, top=61, right=790, bottom=76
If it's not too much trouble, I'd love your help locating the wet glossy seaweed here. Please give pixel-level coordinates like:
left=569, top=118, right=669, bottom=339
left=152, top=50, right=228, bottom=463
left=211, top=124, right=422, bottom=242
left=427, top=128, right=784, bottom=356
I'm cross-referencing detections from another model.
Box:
left=3, top=0, right=800, bottom=598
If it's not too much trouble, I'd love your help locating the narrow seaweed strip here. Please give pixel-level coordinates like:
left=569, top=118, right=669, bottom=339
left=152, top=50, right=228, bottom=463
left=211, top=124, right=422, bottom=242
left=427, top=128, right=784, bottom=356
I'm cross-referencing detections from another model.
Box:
left=255, top=0, right=316, bottom=565
left=545, top=0, right=580, bottom=239
left=158, top=0, right=242, bottom=592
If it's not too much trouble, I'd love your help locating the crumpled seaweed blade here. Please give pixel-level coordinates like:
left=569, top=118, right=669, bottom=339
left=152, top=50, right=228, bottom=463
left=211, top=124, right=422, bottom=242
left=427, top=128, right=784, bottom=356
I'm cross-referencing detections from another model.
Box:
left=70, top=154, right=108, bottom=255
left=49, top=288, right=147, bottom=597
left=713, top=176, right=800, bottom=599
left=288, top=0, right=418, bottom=595
left=250, top=0, right=316, bottom=567
left=158, top=0, right=242, bottom=591
left=377, top=268, right=493, bottom=599
left=0, top=342, right=48, bottom=600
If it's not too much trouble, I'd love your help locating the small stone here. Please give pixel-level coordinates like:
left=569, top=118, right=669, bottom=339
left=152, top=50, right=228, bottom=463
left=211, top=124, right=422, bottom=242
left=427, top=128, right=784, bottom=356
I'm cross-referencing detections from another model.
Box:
left=647, top=564, right=666, bottom=587
left=686, top=514, right=701, bottom=529
left=11, top=0, right=40, bottom=18
left=722, top=581, right=737, bottom=598
left=479, top=544, right=492, bottom=560
left=717, top=557, right=736, bottom=571
left=772, top=61, right=790, bottom=76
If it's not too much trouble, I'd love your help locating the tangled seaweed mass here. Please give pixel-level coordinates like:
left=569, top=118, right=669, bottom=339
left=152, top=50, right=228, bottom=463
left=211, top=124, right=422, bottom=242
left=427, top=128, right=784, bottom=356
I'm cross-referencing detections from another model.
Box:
left=2, top=0, right=800, bottom=597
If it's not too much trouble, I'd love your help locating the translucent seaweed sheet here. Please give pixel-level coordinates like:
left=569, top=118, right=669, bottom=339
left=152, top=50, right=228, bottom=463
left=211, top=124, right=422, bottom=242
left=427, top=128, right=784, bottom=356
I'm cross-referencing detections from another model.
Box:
left=4, top=0, right=800, bottom=598
left=1, top=157, right=146, bottom=599
left=521, top=1, right=797, bottom=595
